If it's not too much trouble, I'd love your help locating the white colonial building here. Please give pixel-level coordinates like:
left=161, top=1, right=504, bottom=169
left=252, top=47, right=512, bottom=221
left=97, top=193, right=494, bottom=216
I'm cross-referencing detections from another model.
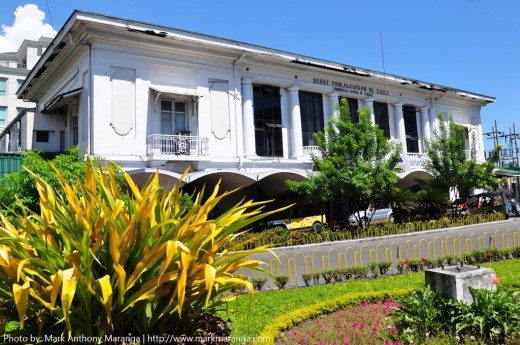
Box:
left=0, top=37, right=52, bottom=150
left=3, top=11, right=494, bottom=205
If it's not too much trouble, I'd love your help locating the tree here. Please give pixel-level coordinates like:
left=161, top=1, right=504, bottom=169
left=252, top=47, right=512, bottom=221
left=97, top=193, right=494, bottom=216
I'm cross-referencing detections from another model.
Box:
left=288, top=100, right=402, bottom=226
left=377, top=186, right=416, bottom=223
left=0, top=147, right=88, bottom=218
left=424, top=114, right=498, bottom=199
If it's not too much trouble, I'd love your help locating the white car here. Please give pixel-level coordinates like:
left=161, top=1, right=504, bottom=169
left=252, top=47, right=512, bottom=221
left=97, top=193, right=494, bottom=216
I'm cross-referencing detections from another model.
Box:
left=346, top=205, right=394, bottom=227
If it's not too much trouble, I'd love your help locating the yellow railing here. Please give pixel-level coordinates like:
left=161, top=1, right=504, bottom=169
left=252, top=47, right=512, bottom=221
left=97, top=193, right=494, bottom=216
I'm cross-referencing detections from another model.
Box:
left=244, top=227, right=520, bottom=290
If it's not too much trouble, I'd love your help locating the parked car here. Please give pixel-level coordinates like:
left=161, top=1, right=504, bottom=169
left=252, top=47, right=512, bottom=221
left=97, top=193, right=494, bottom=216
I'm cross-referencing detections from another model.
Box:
left=342, top=204, right=394, bottom=227
left=466, top=190, right=513, bottom=219
left=445, top=198, right=469, bottom=216
left=260, top=202, right=326, bottom=233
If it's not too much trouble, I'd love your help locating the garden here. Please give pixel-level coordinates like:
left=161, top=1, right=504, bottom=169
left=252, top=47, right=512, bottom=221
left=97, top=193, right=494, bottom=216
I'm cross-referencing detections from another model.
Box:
left=221, top=258, right=520, bottom=345
left=0, top=145, right=519, bottom=344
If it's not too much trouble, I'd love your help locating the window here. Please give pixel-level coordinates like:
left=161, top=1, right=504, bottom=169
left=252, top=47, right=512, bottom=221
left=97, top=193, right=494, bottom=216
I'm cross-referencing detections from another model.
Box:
left=17, top=79, right=23, bottom=90
left=71, top=115, right=78, bottom=145
left=253, top=84, right=282, bottom=157
left=17, top=107, right=26, bottom=115
left=161, top=100, right=187, bottom=134
left=0, top=107, right=6, bottom=125
left=339, top=97, right=359, bottom=122
left=0, top=78, right=6, bottom=96
left=36, top=131, right=49, bottom=143
left=403, top=106, right=419, bottom=153
left=373, top=102, right=390, bottom=138
left=299, top=91, right=324, bottom=147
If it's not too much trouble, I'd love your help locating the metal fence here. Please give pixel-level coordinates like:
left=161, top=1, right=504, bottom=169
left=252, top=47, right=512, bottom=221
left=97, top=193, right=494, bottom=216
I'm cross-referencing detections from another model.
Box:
left=241, top=227, right=519, bottom=289
left=147, top=134, right=209, bottom=156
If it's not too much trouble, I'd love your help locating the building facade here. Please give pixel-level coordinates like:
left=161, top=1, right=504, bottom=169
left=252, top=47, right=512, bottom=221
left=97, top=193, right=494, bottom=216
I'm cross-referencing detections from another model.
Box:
left=5, top=11, right=494, bottom=205
left=0, top=37, right=52, bottom=151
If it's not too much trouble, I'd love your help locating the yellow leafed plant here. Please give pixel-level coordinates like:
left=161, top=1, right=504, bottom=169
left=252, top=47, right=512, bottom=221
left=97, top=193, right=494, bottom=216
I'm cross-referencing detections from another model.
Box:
left=0, top=158, right=283, bottom=337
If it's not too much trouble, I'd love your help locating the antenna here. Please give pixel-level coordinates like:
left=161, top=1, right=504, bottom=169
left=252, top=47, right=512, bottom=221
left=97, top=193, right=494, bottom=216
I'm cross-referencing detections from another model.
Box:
left=45, top=0, right=54, bottom=27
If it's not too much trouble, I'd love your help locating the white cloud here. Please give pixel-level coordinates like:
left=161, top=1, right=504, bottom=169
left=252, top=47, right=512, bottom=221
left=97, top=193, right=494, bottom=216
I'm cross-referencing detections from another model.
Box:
left=0, top=4, right=56, bottom=53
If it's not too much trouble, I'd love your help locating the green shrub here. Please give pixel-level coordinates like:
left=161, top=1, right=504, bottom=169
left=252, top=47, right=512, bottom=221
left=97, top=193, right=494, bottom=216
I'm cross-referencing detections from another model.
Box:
left=320, top=269, right=334, bottom=284
left=369, top=262, right=380, bottom=277
left=352, top=265, right=370, bottom=279
left=393, top=285, right=443, bottom=343
left=330, top=268, right=343, bottom=282
left=273, top=275, right=289, bottom=290
left=408, top=258, right=424, bottom=272
left=377, top=261, right=392, bottom=275
left=302, top=273, right=313, bottom=287
left=396, top=259, right=409, bottom=274
left=393, top=286, right=520, bottom=345
left=435, top=257, right=445, bottom=268
left=0, top=158, right=281, bottom=337
left=445, top=254, right=457, bottom=266
left=472, top=250, right=487, bottom=264
left=511, top=246, right=520, bottom=259
left=312, top=272, right=321, bottom=285
left=449, top=288, right=520, bottom=344
left=462, top=252, right=476, bottom=265
left=251, top=277, right=268, bottom=291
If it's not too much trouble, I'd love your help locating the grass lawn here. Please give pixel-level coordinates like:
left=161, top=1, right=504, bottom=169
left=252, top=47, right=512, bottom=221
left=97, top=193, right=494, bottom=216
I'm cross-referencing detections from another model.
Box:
left=218, top=259, right=520, bottom=341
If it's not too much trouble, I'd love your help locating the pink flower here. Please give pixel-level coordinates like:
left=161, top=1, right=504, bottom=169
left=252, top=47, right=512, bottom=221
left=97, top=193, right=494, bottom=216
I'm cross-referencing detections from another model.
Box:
left=344, top=342, right=350, bottom=345
left=491, top=276, right=500, bottom=284
left=390, top=327, right=396, bottom=333
left=315, top=341, right=323, bottom=345
left=372, top=327, right=378, bottom=332
left=312, top=331, right=316, bottom=335
left=299, top=339, right=307, bottom=344
left=340, top=333, right=345, bottom=339
left=455, top=335, right=461, bottom=341
left=470, top=335, right=476, bottom=341
left=359, top=324, right=365, bottom=330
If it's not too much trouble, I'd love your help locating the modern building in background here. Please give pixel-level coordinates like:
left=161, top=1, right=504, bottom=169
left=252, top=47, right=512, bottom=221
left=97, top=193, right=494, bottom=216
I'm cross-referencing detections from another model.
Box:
left=2, top=11, right=495, bottom=207
left=0, top=37, right=52, bottom=152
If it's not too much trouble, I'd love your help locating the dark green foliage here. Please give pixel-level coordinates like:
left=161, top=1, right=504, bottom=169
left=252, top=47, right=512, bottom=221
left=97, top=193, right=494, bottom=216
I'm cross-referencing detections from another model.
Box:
left=0, top=148, right=86, bottom=217
left=302, top=273, right=313, bottom=287
left=377, top=261, right=392, bottom=275
left=273, top=275, right=289, bottom=290
left=393, top=286, right=442, bottom=343
left=288, top=101, right=402, bottom=224
left=393, top=285, right=520, bottom=345
left=320, top=270, right=335, bottom=284
left=425, top=113, right=498, bottom=198
left=251, top=277, right=268, bottom=291
left=408, top=258, right=424, bottom=272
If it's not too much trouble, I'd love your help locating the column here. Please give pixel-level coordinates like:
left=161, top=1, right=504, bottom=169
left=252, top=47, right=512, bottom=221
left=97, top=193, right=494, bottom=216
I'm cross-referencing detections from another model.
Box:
left=363, top=98, right=375, bottom=125
left=428, top=106, right=437, bottom=137
left=394, top=103, right=407, bottom=153
left=328, top=92, right=339, bottom=124
left=421, top=106, right=431, bottom=143
left=289, top=86, right=304, bottom=158
left=416, top=110, right=424, bottom=152
left=241, top=79, right=256, bottom=157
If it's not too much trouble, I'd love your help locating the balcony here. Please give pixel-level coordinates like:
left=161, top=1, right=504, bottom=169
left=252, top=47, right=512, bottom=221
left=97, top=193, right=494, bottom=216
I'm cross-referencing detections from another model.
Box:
left=147, top=134, right=209, bottom=157
left=403, top=152, right=428, bottom=168
left=303, top=146, right=322, bottom=158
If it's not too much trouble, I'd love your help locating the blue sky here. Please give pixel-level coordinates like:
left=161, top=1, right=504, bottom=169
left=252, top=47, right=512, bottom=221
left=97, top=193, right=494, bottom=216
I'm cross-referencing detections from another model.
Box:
left=1, top=0, right=519, bottom=152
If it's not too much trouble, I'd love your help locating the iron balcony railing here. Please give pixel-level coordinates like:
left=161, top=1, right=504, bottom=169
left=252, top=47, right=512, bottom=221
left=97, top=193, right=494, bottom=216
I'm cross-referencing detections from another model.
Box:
left=303, top=146, right=322, bottom=158
left=147, top=134, right=209, bottom=156
left=403, top=152, right=428, bottom=168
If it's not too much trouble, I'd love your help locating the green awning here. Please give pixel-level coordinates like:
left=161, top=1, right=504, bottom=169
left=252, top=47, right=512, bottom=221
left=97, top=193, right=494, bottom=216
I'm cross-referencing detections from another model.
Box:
left=494, top=166, right=520, bottom=177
